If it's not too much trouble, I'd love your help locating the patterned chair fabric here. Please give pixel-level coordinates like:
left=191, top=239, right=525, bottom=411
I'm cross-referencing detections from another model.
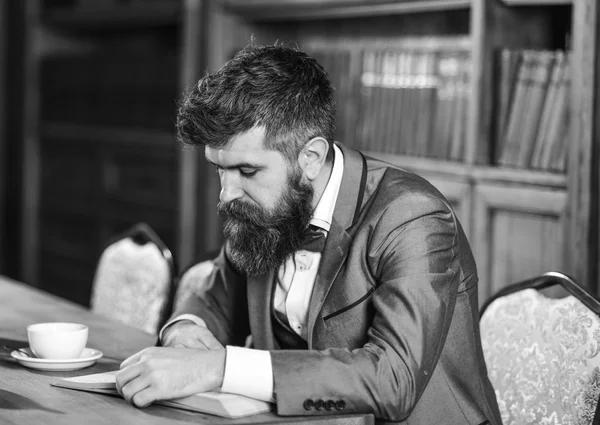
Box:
left=480, top=272, right=600, bottom=425
left=90, top=223, right=175, bottom=335
left=173, top=258, right=216, bottom=313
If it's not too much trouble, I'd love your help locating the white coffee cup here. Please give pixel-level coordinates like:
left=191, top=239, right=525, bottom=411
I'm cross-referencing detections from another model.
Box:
left=27, top=322, right=88, bottom=359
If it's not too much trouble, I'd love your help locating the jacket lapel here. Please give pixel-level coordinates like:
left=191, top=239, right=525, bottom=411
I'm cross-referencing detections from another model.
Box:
left=306, top=144, right=367, bottom=346
left=247, top=271, right=277, bottom=350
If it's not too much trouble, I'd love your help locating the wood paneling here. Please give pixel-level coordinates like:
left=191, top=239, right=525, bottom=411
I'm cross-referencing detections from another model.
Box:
left=473, top=183, right=567, bottom=304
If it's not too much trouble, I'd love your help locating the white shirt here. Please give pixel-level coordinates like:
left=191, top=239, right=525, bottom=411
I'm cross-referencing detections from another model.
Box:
left=160, top=144, right=344, bottom=402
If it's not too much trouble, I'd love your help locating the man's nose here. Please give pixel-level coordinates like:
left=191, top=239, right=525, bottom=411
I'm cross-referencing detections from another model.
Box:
left=219, top=172, right=243, bottom=203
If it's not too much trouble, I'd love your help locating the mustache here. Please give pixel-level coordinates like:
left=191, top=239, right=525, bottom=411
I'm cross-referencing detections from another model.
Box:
left=217, top=199, right=286, bottom=228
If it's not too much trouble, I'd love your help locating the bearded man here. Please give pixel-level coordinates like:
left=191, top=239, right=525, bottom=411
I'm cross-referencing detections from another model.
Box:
left=115, top=44, right=502, bottom=425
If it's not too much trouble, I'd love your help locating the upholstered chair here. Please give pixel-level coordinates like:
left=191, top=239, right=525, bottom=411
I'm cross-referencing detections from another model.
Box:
left=173, top=257, right=216, bottom=313
left=480, top=272, right=600, bottom=425
left=90, top=223, right=175, bottom=335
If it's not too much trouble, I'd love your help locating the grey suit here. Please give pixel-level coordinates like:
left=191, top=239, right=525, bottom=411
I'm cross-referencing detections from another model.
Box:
left=172, top=143, right=502, bottom=424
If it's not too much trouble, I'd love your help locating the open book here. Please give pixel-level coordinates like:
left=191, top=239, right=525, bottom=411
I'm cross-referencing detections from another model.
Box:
left=51, top=371, right=272, bottom=419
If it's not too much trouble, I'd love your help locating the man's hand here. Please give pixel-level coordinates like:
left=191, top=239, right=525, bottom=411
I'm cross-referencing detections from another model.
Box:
left=116, top=346, right=226, bottom=408
left=161, top=320, right=223, bottom=350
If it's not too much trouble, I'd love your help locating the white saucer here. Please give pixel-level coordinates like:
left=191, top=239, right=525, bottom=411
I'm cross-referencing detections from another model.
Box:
left=11, top=347, right=103, bottom=371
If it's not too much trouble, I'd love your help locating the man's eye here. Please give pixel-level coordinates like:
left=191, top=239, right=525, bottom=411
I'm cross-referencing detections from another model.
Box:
left=239, top=168, right=257, bottom=177
left=213, top=165, right=223, bottom=176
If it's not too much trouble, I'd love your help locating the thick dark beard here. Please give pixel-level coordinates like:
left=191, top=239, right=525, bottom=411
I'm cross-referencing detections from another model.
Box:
left=217, top=167, right=314, bottom=276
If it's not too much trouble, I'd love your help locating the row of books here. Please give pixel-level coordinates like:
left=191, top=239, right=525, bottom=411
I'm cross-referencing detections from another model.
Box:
left=40, top=54, right=179, bottom=131
left=39, top=45, right=570, bottom=173
left=495, top=49, right=570, bottom=172
left=309, top=45, right=471, bottom=162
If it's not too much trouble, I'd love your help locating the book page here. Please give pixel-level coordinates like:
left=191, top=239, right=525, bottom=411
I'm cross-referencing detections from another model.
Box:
left=57, top=370, right=118, bottom=389
left=51, top=371, right=272, bottom=419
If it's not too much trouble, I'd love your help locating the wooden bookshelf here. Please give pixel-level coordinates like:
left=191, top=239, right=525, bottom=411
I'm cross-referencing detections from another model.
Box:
left=16, top=0, right=204, bottom=304
left=194, top=0, right=600, bottom=298
left=12, top=0, right=600, bottom=301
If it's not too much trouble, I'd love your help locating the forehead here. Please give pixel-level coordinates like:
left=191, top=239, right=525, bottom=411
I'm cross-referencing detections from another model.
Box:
left=205, top=126, right=283, bottom=165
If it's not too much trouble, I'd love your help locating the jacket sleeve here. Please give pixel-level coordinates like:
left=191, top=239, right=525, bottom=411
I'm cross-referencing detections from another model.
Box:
left=270, top=194, right=461, bottom=422
left=169, top=246, right=250, bottom=347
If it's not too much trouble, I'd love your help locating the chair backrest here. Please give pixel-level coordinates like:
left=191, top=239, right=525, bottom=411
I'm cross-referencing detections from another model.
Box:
left=172, top=254, right=217, bottom=313
left=480, top=271, right=600, bottom=425
left=90, top=223, right=175, bottom=335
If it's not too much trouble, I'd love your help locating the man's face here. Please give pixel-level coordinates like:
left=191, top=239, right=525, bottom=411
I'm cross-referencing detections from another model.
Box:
left=205, top=127, right=314, bottom=276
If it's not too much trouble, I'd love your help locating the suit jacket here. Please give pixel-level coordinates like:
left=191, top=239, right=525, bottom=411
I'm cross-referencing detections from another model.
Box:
left=172, top=143, right=502, bottom=425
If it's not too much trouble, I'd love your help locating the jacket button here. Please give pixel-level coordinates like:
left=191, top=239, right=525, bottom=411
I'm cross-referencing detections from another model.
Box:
left=325, top=400, right=335, bottom=411
left=335, top=400, right=346, bottom=411
left=303, top=399, right=315, bottom=411
left=315, top=399, right=325, bottom=411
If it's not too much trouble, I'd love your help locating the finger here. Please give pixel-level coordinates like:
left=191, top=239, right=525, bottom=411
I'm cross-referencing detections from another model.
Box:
left=196, top=327, right=223, bottom=350
left=120, top=374, right=151, bottom=404
left=115, top=364, right=142, bottom=394
left=132, top=386, right=158, bottom=408
left=120, top=352, right=143, bottom=370
left=120, top=357, right=137, bottom=370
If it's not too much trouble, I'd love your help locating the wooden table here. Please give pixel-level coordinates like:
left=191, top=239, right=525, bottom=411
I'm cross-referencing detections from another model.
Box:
left=0, top=276, right=374, bottom=425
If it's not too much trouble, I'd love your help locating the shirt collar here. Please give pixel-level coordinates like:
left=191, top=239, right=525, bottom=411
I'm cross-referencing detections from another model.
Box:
left=310, top=144, right=344, bottom=233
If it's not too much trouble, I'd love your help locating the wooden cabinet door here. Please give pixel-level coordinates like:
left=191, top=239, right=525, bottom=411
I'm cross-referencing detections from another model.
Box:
left=472, top=183, right=567, bottom=306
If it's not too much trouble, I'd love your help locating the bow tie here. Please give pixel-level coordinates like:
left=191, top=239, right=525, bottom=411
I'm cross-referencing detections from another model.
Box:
left=300, top=225, right=327, bottom=253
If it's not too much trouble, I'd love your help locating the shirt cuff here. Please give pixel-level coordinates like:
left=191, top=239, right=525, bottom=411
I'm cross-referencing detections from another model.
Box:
left=158, top=314, right=208, bottom=343
left=221, top=345, right=274, bottom=403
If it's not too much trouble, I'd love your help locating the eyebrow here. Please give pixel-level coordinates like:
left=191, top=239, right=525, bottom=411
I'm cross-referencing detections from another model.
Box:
left=204, top=157, right=263, bottom=170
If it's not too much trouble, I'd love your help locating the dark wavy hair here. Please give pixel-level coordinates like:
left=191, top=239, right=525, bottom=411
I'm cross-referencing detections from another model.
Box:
left=176, top=43, right=336, bottom=164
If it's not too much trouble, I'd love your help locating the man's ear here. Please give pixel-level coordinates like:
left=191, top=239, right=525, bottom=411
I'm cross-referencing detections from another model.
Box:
left=301, top=137, right=329, bottom=181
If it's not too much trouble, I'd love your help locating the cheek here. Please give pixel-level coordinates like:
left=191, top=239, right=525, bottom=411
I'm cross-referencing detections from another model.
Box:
left=245, top=179, right=288, bottom=211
